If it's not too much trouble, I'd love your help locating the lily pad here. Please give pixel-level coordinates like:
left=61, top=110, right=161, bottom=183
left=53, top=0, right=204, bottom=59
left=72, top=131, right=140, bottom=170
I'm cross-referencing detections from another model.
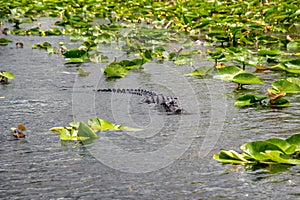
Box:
left=213, top=150, right=252, bottom=165
left=104, top=62, right=129, bottom=78
left=272, top=79, right=300, bottom=93
left=258, top=49, right=282, bottom=56
left=88, top=117, right=143, bottom=132
left=271, top=59, right=300, bottom=74
left=241, top=141, right=283, bottom=162
left=0, top=71, right=14, bottom=79
left=213, top=66, right=243, bottom=81
left=234, top=94, right=267, bottom=107
left=184, top=66, right=214, bottom=77
left=0, top=38, right=12, bottom=46
left=232, top=73, right=263, bottom=85
left=88, top=117, right=124, bottom=132
left=286, top=77, right=300, bottom=86
left=287, top=40, right=300, bottom=51
left=214, top=133, right=300, bottom=167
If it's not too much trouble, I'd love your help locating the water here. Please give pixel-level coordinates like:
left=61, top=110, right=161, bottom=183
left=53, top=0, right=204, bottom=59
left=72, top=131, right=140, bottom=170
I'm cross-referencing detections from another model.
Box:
left=1, top=35, right=300, bottom=199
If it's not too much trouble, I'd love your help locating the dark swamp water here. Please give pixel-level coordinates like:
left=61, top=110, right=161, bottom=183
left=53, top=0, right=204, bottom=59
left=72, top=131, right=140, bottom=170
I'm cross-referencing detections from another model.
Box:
left=1, top=34, right=300, bottom=199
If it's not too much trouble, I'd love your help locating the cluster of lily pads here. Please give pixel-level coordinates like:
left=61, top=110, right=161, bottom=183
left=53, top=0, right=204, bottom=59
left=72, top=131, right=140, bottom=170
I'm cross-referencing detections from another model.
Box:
left=50, top=117, right=141, bottom=141
left=214, top=133, right=300, bottom=166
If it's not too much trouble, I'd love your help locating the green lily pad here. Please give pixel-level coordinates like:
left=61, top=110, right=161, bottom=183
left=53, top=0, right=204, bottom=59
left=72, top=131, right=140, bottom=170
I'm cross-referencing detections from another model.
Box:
left=77, top=121, right=98, bottom=139
left=63, top=49, right=87, bottom=58
left=88, top=117, right=142, bottom=132
left=32, top=42, right=52, bottom=50
left=0, top=38, right=13, bottom=46
left=234, top=94, right=267, bottom=107
left=262, top=150, right=300, bottom=165
left=286, top=77, right=300, bottom=86
left=213, top=66, right=243, bottom=81
left=52, top=122, right=98, bottom=141
left=0, top=71, right=14, bottom=79
left=272, top=79, right=300, bottom=93
left=214, top=131, right=300, bottom=167
left=241, top=141, right=284, bottom=161
left=287, top=40, right=300, bottom=51
left=174, top=56, right=193, bottom=65
left=258, top=49, right=282, bottom=56
left=184, top=66, right=214, bottom=77
left=119, top=59, right=145, bottom=69
left=265, top=138, right=296, bottom=154
left=213, top=150, right=251, bottom=164
left=271, top=59, right=300, bottom=74
left=88, top=117, right=124, bottom=132
left=104, top=62, right=129, bottom=78
left=286, top=134, right=300, bottom=151
left=232, top=72, right=263, bottom=85
left=268, top=97, right=290, bottom=107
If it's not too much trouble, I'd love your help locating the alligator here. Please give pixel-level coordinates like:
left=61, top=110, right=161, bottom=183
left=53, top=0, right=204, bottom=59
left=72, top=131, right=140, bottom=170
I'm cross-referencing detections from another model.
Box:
left=97, top=88, right=184, bottom=114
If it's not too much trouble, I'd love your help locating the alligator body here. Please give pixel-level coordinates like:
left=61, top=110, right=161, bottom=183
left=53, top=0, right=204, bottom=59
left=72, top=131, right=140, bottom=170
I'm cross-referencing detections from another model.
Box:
left=97, top=88, right=184, bottom=114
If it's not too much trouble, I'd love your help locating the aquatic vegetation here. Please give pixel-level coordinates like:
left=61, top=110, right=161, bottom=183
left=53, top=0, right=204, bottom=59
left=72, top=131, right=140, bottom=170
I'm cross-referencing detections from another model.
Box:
left=0, top=37, right=12, bottom=46
left=0, top=71, right=14, bottom=83
left=213, top=66, right=263, bottom=89
left=104, top=58, right=145, bottom=78
left=1, top=0, right=300, bottom=173
left=50, top=117, right=142, bottom=141
left=214, top=133, right=300, bottom=166
left=235, top=77, right=300, bottom=108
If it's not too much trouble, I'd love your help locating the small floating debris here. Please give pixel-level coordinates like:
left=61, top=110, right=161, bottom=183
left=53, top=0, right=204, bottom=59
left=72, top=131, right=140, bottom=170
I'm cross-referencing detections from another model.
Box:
left=16, top=42, right=23, bottom=48
left=76, top=67, right=91, bottom=76
left=12, top=124, right=26, bottom=138
left=0, top=71, right=15, bottom=84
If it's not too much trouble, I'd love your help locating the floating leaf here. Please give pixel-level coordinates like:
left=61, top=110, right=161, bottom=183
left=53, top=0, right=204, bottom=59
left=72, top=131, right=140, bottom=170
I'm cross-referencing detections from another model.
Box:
left=0, top=71, right=14, bottom=79
left=268, top=97, right=289, bottom=107
left=119, top=59, right=145, bottom=69
left=51, top=122, right=97, bottom=141
left=32, top=42, right=52, bottom=50
left=104, top=62, right=129, bottom=78
left=287, top=77, right=300, bottom=86
left=213, top=66, right=243, bottom=81
left=63, top=49, right=87, bottom=58
left=0, top=38, right=12, bottom=46
left=89, top=54, right=109, bottom=63
left=77, top=122, right=98, bottom=139
left=184, top=66, right=214, bottom=77
left=265, top=138, right=296, bottom=154
left=271, top=59, right=300, bottom=74
left=232, top=73, right=263, bottom=85
left=234, top=94, right=267, bottom=107
left=287, top=40, right=300, bottom=51
left=88, top=117, right=142, bottom=132
left=88, top=117, right=124, bottom=132
left=258, top=49, right=282, bottom=56
left=272, top=79, right=300, bottom=93
left=262, top=150, right=300, bottom=165
left=241, top=141, right=284, bottom=161
left=213, top=150, right=251, bottom=164
left=174, top=56, right=193, bottom=65
left=286, top=134, right=300, bottom=151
